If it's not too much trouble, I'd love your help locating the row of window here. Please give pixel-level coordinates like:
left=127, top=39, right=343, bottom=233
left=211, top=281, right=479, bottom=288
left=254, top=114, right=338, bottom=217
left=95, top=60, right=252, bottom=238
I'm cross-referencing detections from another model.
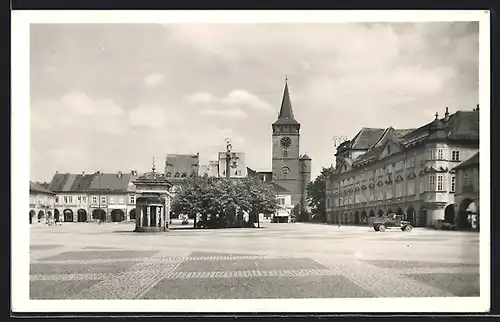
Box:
left=29, top=196, right=54, bottom=205
left=341, top=149, right=462, bottom=182
left=328, top=175, right=457, bottom=207
left=55, top=195, right=135, bottom=205
left=428, top=149, right=461, bottom=161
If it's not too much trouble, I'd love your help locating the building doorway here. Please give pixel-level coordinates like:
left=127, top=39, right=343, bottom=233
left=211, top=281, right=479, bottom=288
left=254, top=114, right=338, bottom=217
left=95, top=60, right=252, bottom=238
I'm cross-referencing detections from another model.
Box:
left=77, top=209, right=87, bottom=222
left=417, top=207, right=427, bottom=227
left=406, top=206, right=416, bottom=226
left=444, top=204, right=455, bottom=224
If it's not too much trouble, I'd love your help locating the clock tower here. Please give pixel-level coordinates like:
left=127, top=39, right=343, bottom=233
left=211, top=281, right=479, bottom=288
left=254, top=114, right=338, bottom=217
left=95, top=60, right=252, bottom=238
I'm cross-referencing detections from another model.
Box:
left=272, top=78, right=304, bottom=208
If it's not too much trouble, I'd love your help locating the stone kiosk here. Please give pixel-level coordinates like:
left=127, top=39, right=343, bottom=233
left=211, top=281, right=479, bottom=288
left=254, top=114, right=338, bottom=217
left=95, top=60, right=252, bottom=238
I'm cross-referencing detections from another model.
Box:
left=133, top=163, right=173, bottom=233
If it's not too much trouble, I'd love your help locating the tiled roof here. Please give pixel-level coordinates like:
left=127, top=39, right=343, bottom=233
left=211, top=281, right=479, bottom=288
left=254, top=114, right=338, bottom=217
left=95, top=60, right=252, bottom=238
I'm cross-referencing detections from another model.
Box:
left=88, top=172, right=137, bottom=193
left=402, top=111, right=478, bottom=143
left=30, top=181, right=55, bottom=195
left=48, top=173, right=98, bottom=192
left=454, top=152, right=479, bottom=170
left=48, top=173, right=68, bottom=192
left=350, top=128, right=385, bottom=149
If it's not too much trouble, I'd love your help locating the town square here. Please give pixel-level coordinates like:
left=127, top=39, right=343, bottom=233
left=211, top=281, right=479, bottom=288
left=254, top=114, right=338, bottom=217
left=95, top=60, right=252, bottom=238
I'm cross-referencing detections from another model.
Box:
left=30, top=220, right=479, bottom=300
left=14, top=12, right=487, bottom=312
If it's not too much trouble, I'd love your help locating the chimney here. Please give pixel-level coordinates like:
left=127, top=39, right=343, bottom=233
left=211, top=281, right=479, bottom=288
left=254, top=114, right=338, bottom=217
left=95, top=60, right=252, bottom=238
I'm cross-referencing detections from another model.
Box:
left=117, top=171, right=122, bottom=178
left=444, top=106, right=450, bottom=122
left=476, top=104, right=479, bottom=111
left=82, top=171, right=85, bottom=176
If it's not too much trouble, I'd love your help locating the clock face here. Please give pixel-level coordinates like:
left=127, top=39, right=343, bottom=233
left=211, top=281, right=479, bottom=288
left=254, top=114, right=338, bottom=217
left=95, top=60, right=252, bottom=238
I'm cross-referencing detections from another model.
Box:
left=280, top=136, right=292, bottom=148
left=281, top=166, right=290, bottom=175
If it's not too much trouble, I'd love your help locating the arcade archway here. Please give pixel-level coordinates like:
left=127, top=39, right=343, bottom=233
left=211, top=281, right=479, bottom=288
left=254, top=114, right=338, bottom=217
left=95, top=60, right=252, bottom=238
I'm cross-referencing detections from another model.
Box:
left=129, top=208, right=136, bottom=220
left=38, top=210, right=44, bottom=221
left=92, top=208, right=106, bottom=221
left=457, top=198, right=476, bottom=229
left=63, top=209, right=73, bottom=222
left=444, top=204, right=455, bottom=224
left=29, top=210, right=35, bottom=224
left=377, top=209, right=384, bottom=217
left=54, top=209, right=60, bottom=222
left=386, top=209, right=393, bottom=215
left=111, top=209, right=125, bottom=222
left=77, top=209, right=87, bottom=222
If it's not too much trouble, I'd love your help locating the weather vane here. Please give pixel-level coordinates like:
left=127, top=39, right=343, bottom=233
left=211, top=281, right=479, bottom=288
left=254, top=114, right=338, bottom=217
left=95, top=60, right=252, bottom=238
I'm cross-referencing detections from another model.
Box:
left=152, top=157, right=156, bottom=172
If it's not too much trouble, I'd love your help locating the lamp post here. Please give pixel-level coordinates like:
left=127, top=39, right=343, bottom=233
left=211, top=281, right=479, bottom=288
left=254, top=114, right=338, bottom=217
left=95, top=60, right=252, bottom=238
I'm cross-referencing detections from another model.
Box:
left=95, top=171, right=102, bottom=224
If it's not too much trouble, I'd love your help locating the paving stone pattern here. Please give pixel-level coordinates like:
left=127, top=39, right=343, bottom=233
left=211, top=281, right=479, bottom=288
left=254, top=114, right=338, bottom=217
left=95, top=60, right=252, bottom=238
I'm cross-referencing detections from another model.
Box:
left=29, top=224, right=480, bottom=299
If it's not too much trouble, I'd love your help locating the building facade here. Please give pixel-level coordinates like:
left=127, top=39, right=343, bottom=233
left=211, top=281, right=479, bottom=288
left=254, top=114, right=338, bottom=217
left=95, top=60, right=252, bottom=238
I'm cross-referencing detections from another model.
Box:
left=199, top=161, right=219, bottom=177
left=218, top=151, right=248, bottom=178
left=453, top=152, right=480, bottom=230
left=29, top=181, right=56, bottom=224
left=48, top=170, right=139, bottom=222
left=326, top=106, right=479, bottom=228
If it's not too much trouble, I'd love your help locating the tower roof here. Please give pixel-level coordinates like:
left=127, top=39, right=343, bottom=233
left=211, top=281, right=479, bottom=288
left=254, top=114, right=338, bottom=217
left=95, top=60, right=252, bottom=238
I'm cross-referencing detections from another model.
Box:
left=273, top=79, right=299, bottom=126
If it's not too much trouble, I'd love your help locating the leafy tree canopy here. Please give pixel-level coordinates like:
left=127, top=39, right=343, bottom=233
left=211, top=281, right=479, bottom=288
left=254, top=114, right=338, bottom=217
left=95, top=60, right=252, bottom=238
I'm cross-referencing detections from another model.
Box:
left=306, top=166, right=334, bottom=222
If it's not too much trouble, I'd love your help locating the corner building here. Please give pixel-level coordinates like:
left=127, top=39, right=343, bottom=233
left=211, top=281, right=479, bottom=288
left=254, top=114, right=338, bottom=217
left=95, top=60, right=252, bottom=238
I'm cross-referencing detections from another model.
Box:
left=326, top=106, right=479, bottom=228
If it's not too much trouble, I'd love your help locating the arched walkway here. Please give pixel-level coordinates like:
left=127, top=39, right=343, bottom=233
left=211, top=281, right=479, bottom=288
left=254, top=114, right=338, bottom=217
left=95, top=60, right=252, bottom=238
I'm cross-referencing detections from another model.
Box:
left=377, top=209, right=384, bottom=217
left=129, top=208, right=136, bottom=220
left=29, top=210, right=35, bottom=224
left=417, top=206, right=427, bottom=227
left=63, top=209, right=73, bottom=222
left=343, top=213, right=348, bottom=224
left=47, top=211, right=52, bottom=221
left=386, top=209, right=393, bottom=215
left=92, top=208, right=106, bottom=221
left=354, top=211, right=360, bottom=225
left=406, top=206, right=416, bottom=226
left=349, top=212, right=354, bottom=224
left=77, top=209, right=87, bottom=222
left=54, top=209, right=60, bottom=222
left=111, top=209, right=125, bottom=222
left=444, top=204, right=455, bottom=224
left=38, top=210, right=45, bottom=223
left=457, top=198, right=476, bottom=229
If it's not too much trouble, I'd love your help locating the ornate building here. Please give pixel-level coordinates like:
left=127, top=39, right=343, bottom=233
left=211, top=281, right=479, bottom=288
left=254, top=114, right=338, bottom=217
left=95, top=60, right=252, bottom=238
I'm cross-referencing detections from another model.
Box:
left=251, top=79, right=312, bottom=212
left=29, top=181, right=56, bottom=224
left=326, top=106, right=479, bottom=228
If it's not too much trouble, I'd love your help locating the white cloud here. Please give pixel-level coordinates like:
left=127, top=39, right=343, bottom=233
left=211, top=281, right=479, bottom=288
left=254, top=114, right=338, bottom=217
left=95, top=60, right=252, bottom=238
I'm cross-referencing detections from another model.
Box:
left=200, top=108, right=248, bottom=119
left=221, top=90, right=273, bottom=110
left=144, top=73, right=165, bottom=87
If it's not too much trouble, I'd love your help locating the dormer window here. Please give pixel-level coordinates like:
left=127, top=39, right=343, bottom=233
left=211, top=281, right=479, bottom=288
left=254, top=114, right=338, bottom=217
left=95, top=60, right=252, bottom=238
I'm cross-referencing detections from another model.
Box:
left=344, top=164, right=347, bottom=171
left=181, top=172, right=187, bottom=178
left=175, top=172, right=180, bottom=178
left=166, top=172, right=172, bottom=178
left=387, top=145, right=391, bottom=154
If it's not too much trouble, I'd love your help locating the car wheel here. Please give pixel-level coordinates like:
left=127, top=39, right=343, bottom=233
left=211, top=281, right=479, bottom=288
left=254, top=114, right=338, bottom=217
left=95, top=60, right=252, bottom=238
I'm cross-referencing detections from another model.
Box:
left=374, top=225, right=379, bottom=231
left=404, top=225, right=412, bottom=232
left=379, top=224, right=386, bottom=232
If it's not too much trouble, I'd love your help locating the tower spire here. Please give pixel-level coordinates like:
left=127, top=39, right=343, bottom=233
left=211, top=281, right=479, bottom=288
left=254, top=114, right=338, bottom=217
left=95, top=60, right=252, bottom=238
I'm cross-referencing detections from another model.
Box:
left=273, top=77, right=299, bottom=125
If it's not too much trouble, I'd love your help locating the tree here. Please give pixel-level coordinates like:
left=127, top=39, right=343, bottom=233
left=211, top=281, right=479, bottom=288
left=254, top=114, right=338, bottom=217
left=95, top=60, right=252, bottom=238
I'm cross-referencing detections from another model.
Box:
left=306, top=166, right=334, bottom=222
left=171, top=176, right=278, bottom=229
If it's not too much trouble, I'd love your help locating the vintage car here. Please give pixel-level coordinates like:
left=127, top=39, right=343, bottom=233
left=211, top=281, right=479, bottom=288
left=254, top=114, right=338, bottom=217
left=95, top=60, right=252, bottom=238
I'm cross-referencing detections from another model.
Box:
left=372, top=214, right=413, bottom=232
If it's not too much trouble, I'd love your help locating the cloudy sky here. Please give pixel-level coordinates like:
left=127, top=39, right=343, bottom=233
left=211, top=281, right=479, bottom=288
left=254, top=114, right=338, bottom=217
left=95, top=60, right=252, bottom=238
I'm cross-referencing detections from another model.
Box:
left=29, top=22, right=479, bottom=182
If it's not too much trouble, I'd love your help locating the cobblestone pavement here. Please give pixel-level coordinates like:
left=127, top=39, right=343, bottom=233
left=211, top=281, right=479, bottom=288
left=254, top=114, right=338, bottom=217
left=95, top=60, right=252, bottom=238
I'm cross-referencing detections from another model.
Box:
left=29, top=222, right=480, bottom=299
